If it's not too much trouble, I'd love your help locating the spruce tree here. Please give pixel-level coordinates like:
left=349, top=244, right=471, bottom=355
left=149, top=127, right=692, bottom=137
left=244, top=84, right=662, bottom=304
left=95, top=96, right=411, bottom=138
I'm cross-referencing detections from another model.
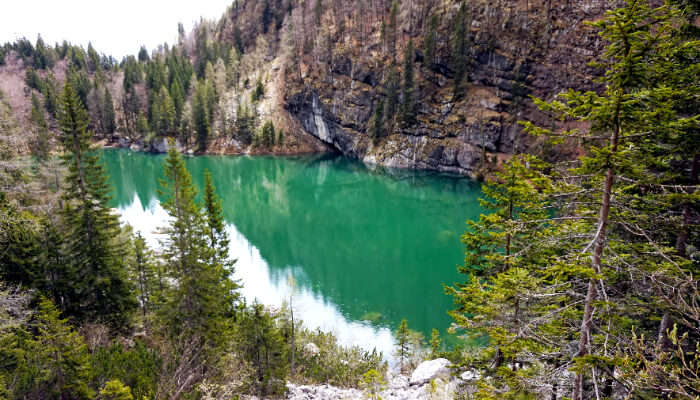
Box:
left=30, top=93, right=50, bottom=162
left=192, top=81, right=210, bottom=151
left=130, top=232, right=158, bottom=319
left=203, top=169, right=236, bottom=273
left=383, top=66, right=399, bottom=129
left=58, top=82, right=136, bottom=327
left=451, top=1, right=469, bottom=97
left=400, top=39, right=415, bottom=127
left=102, top=87, right=116, bottom=134
left=423, top=13, right=439, bottom=70
left=449, top=1, right=700, bottom=397
left=157, top=86, right=175, bottom=135
left=394, top=319, right=411, bottom=373
left=235, top=302, right=288, bottom=397
left=369, top=98, right=384, bottom=143
left=14, top=298, right=93, bottom=399
left=41, top=72, right=59, bottom=117
left=387, top=0, right=399, bottom=61
left=157, top=145, right=238, bottom=350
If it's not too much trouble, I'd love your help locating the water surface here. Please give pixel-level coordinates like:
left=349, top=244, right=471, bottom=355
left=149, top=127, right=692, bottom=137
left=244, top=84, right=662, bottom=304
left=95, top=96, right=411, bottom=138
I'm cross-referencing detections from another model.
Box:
left=101, top=149, right=483, bottom=357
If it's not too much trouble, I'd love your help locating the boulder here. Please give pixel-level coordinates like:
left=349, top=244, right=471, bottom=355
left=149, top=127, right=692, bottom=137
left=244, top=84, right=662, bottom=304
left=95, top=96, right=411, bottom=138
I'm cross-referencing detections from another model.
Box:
left=459, top=370, right=480, bottom=381
left=151, top=137, right=169, bottom=153
left=303, top=342, right=320, bottom=357
left=409, top=358, right=451, bottom=386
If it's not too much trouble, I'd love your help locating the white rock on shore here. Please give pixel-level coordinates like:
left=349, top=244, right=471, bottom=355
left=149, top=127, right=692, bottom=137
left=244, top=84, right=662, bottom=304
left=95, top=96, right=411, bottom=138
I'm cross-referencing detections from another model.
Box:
left=284, top=359, right=472, bottom=400
left=409, top=358, right=451, bottom=386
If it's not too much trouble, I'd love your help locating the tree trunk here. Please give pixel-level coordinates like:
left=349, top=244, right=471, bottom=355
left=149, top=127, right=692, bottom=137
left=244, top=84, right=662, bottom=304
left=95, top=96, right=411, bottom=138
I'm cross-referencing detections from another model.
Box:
left=573, top=91, right=621, bottom=400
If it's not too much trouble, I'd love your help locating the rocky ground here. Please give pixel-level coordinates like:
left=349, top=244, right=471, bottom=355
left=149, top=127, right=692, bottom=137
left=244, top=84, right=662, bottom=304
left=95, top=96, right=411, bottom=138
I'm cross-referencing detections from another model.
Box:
left=282, top=359, right=476, bottom=400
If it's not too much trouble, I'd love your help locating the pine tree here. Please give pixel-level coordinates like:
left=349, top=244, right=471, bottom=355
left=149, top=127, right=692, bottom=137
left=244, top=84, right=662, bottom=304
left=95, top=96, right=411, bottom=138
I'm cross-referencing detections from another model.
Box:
left=102, top=87, right=116, bottom=134
left=451, top=1, right=469, bottom=98
left=203, top=169, right=236, bottom=273
left=192, top=81, right=210, bottom=152
left=87, top=42, right=100, bottom=72
left=170, top=77, right=185, bottom=129
left=235, top=101, right=254, bottom=144
left=235, top=302, right=288, bottom=397
left=157, top=145, right=238, bottom=348
left=383, top=66, right=399, bottom=129
left=394, top=319, right=413, bottom=373
left=226, top=49, right=240, bottom=89
left=423, top=13, right=439, bottom=70
left=452, top=0, right=698, bottom=400
left=16, top=298, right=93, bottom=399
left=447, top=155, right=561, bottom=397
left=387, top=0, right=399, bottom=61
left=157, top=86, right=175, bottom=135
left=400, top=39, right=415, bottom=127
left=138, top=46, right=150, bottom=63
left=41, top=72, right=59, bottom=117
left=58, top=82, right=136, bottom=327
left=369, top=98, right=384, bottom=142
left=429, top=329, right=441, bottom=359
left=130, top=232, right=158, bottom=319
left=260, top=120, right=275, bottom=148
left=30, top=93, right=50, bottom=162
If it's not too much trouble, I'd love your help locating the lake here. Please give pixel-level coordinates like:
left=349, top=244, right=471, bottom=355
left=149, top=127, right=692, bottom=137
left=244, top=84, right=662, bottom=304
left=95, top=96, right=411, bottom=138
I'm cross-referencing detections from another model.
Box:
left=101, top=148, right=483, bottom=358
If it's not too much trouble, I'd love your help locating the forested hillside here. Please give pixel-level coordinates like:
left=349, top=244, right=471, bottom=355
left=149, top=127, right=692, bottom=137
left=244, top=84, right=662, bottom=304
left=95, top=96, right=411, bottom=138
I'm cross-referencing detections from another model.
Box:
left=0, top=0, right=698, bottom=399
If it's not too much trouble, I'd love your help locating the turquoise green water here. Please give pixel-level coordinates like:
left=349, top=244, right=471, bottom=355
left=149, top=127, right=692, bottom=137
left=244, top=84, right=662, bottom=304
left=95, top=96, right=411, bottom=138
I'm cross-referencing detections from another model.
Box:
left=101, top=149, right=483, bottom=353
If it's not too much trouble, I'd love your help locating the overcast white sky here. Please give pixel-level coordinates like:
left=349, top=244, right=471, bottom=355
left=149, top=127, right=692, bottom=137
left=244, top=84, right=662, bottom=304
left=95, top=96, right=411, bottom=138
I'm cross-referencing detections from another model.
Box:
left=0, top=0, right=234, bottom=59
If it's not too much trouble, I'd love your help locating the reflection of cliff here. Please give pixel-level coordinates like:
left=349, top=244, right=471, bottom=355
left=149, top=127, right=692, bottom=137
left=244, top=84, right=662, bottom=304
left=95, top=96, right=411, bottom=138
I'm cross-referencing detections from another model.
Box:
left=102, top=149, right=483, bottom=336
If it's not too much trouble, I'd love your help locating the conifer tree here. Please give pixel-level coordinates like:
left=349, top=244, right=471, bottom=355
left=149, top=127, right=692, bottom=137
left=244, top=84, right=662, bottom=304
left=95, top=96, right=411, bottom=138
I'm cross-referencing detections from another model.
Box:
left=369, top=98, right=384, bottom=142
left=58, top=82, right=136, bottom=327
left=447, top=155, right=561, bottom=397
left=157, top=145, right=238, bottom=349
left=260, top=120, right=275, bottom=148
left=394, top=319, right=411, bottom=373
left=519, top=4, right=700, bottom=397
left=30, top=93, right=50, bottom=162
left=429, top=329, right=441, bottom=359
left=451, top=1, right=469, bottom=98
left=400, top=39, right=415, bottom=127
left=235, top=101, right=254, bottom=144
left=235, top=302, right=288, bottom=397
left=383, top=66, right=399, bottom=129
left=450, top=2, right=700, bottom=398
left=387, top=0, right=399, bottom=61
left=102, top=87, right=116, bottom=134
left=14, top=298, right=93, bottom=399
left=41, top=72, right=59, bottom=117
left=157, top=86, right=175, bottom=135
left=170, top=77, right=185, bottom=129
left=226, top=49, right=240, bottom=89
left=131, top=232, right=158, bottom=319
left=423, top=13, right=439, bottom=70
left=192, top=81, right=210, bottom=151
left=203, top=169, right=236, bottom=273
left=87, top=42, right=100, bottom=72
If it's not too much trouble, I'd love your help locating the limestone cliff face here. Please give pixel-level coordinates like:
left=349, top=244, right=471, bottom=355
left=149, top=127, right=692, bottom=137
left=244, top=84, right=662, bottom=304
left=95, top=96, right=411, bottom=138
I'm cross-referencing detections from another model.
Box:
left=254, top=0, right=610, bottom=176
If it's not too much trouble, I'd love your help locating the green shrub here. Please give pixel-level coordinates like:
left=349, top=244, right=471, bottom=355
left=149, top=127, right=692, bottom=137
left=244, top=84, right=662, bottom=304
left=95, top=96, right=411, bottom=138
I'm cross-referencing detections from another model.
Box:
left=90, top=341, right=160, bottom=400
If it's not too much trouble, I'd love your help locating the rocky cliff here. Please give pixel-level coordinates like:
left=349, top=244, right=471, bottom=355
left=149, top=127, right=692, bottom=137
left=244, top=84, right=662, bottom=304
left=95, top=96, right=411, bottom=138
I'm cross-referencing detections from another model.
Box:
left=254, top=0, right=608, bottom=176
